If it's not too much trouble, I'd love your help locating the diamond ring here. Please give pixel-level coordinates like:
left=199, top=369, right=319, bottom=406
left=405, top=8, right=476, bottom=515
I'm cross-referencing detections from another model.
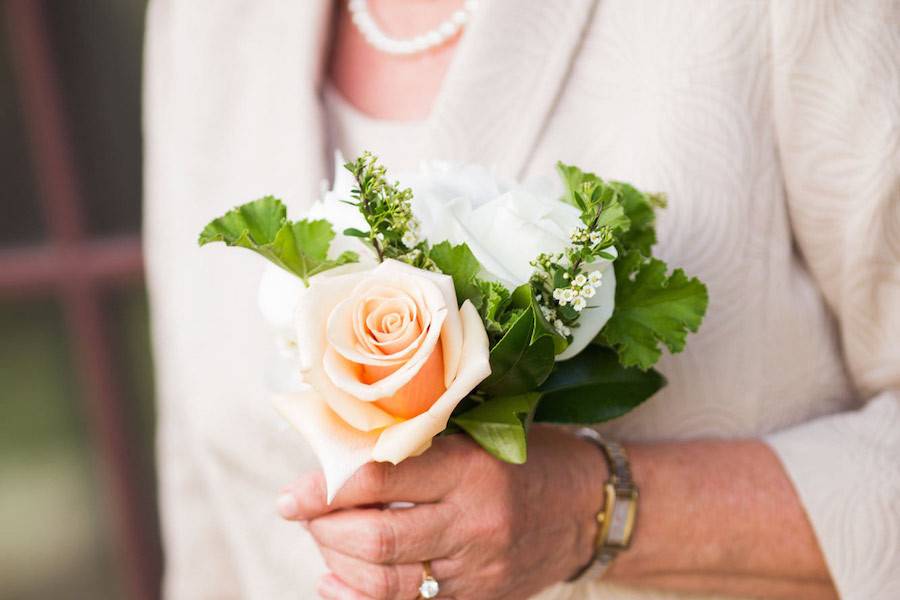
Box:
left=417, top=560, right=440, bottom=599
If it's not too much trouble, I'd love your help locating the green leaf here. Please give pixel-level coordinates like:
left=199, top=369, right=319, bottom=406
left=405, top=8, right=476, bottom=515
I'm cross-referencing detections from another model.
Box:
left=595, top=196, right=630, bottom=233
left=534, top=345, right=665, bottom=423
left=478, top=279, right=513, bottom=339
left=199, top=197, right=358, bottom=284
left=600, top=252, right=708, bottom=370
left=453, top=393, right=541, bottom=463
left=199, top=196, right=286, bottom=249
left=556, top=161, right=599, bottom=208
left=343, top=227, right=369, bottom=238
left=511, top=284, right=567, bottom=354
left=478, top=305, right=555, bottom=396
left=610, top=181, right=657, bottom=255
left=429, top=241, right=484, bottom=308
left=556, top=162, right=661, bottom=257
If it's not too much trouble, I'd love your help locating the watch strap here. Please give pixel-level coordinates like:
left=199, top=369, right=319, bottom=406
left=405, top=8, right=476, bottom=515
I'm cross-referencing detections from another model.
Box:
left=568, top=428, right=638, bottom=582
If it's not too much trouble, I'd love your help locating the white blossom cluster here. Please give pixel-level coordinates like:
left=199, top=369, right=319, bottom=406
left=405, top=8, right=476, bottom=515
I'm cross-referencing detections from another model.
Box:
left=539, top=303, right=571, bottom=337
left=552, top=269, right=603, bottom=313
left=529, top=223, right=614, bottom=340
left=569, top=227, right=607, bottom=247
left=401, top=230, right=418, bottom=248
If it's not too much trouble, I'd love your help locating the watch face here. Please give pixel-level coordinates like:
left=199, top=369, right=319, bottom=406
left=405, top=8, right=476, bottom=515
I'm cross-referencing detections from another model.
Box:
left=608, top=495, right=635, bottom=546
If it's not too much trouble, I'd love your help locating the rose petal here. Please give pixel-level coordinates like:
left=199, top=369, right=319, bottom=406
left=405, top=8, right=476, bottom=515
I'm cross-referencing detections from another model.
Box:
left=376, top=260, right=464, bottom=387
left=330, top=276, right=441, bottom=366
left=323, top=307, right=447, bottom=401
left=272, top=389, right=381, bottom=502
left=295, top=267, right=397, bottom=430
left=360, top=293, right=421, bottom=355
left=372, top=301, right=491, bottom=463
left=372, top=342, right=446, bottom=419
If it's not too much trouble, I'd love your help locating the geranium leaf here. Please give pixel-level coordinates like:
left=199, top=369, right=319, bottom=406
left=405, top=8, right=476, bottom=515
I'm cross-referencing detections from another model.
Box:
left=534, top=345, right=665, bottom=423
left=199, top=197, right=358, bottom=285
left=429, top=241, right=484, bottom=308
left=453, top=393, right=541, bottom=464
left=609, top=181, right=658, bottom=256
left=600, top=252, right=708, bottom=370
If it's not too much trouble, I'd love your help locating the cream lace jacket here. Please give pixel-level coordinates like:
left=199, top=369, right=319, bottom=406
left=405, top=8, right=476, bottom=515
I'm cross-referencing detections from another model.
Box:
left=144, top=1, right=900, bottom=598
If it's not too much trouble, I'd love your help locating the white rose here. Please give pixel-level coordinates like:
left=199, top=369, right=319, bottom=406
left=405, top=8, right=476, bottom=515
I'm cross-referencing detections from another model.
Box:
left=403, top=161, right=617, bottom=361
left=272, top=260, right=491, bottom=500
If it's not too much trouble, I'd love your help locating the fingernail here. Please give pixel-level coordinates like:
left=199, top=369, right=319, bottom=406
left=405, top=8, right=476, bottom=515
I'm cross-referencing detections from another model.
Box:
left=277, top=492, right=298, bottom=518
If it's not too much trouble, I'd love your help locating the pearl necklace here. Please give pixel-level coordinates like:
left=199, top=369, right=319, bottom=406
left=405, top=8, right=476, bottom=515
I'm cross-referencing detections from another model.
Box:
left=347, top=0, right=478, bottom=56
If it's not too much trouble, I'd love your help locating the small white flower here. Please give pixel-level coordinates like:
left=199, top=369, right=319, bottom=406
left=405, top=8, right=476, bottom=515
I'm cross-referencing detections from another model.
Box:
left=552, top=288, right=563, bottom=301
left=588, top=270, right=603, bottom=286
left=589, top=231, right=602, bottom=245
left=553, top=319, right=571, bottom=337
left=561, top=288, right=576, bottom=303
left=581, top=285, right=596, bottom=298
left=570, top=227, right=583, bottom=242
left=401, top=230, right=418, bottom=248
left=573, top=273, right=587, bottom=287
left=572, top=296, right=587, bottom=312
left=540, top=306, right=555, bottom=320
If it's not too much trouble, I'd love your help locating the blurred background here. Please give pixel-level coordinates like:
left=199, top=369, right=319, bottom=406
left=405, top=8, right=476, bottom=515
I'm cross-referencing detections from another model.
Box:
left=1, top=2, right=161, bottom=599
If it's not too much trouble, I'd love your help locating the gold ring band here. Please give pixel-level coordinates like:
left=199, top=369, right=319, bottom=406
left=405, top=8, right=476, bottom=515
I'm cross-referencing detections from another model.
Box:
left=417, top=560, right=440, bottom=599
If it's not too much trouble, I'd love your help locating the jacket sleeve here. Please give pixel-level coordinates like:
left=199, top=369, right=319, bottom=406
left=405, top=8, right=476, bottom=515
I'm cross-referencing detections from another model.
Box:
left=144, top=1, right=240, bottom=597
left=765, top=2, right=900, bottom=598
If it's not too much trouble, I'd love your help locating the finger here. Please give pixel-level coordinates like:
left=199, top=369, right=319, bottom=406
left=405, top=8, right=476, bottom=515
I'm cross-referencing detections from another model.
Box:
left=319, top=547, right=459, bottom=600
left=309, top=504, right=461, bottom=564
left=317, top=573, right=373, bottom=600
left=278, top=443, right=464, bottom=520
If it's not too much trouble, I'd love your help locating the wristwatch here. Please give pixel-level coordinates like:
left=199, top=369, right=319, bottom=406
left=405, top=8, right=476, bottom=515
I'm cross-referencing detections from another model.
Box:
left=568, top=427, right=639, bottom=582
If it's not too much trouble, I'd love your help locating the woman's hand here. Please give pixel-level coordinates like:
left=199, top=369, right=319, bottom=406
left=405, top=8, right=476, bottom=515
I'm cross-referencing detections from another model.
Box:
left=277, top=426, right=607, bottom=600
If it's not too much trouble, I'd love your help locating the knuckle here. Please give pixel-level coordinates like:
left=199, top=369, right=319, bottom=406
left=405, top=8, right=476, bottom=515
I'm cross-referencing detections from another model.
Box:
left=479, top=505, right=514, bottom=544
left=484, top=558, right=514, bottom=587
left=368, top=564, right=399, bottom=600
left=357, top=462, right=389, bottom=496
left=363, top=520, right=397, bottom=563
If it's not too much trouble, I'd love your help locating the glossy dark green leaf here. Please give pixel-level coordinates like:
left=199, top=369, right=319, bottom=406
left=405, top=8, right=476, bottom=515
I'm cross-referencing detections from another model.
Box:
left=453, top=393, right=541, bottom=463
left=478, top=306, right=555, bottom=396
left=534, top=345, right=665, bottom=423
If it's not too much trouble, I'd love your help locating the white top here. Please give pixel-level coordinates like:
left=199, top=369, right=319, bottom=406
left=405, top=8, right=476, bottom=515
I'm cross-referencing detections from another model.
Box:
left=323, top=84, right=427, bottom=171
left=144, top=2, right=900, bottom=599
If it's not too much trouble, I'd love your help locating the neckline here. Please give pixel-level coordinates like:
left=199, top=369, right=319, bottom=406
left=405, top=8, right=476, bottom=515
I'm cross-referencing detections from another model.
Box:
left=323, top=83, right=425, bottom=129
left=324, top=1, right=484, bottom=127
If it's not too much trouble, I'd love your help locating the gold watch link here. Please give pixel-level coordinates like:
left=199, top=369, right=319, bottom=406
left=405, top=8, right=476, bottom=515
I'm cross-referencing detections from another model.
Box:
left=568, top=427, right=638, bottom=582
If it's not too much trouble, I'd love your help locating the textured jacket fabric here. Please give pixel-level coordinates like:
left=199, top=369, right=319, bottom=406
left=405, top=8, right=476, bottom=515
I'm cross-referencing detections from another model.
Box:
left=143, top=1, right=900, bottom=598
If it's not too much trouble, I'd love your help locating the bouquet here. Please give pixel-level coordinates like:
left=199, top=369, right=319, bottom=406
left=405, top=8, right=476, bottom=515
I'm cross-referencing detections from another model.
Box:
left=199, top=153, right=708, bottom=500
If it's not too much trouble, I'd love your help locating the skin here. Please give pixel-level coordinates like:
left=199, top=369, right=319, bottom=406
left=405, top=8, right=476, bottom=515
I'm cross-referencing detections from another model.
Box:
left=279, top=428, right=836, bottom=599
left=283, top=2, right=840, bottom=598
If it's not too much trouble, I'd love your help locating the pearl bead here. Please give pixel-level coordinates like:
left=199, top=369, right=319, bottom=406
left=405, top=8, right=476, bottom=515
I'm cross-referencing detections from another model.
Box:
left=438, top=22, right=458, bottom=38
left=346, top=0, right=477, bottom=56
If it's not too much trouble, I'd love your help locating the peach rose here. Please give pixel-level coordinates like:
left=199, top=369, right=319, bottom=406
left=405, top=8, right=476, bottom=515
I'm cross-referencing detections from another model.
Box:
left=273, top=259, right=491, bottom=500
